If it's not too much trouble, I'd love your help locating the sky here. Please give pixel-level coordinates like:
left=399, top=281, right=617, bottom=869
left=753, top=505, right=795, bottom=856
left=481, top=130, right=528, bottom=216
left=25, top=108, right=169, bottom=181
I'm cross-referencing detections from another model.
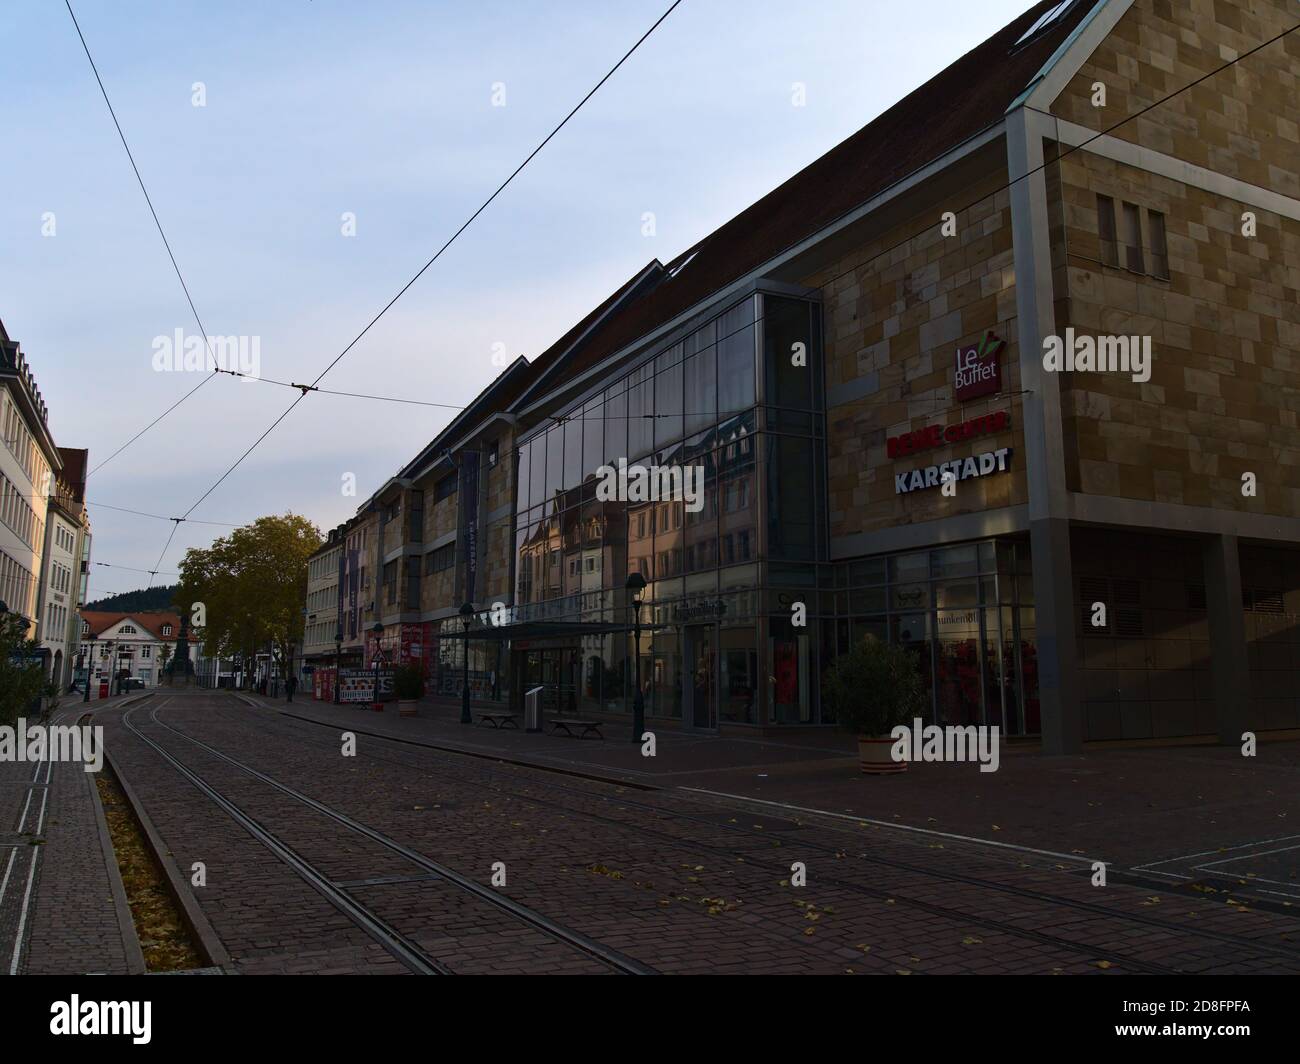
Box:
left=0, top=0, right=1040, bottom=599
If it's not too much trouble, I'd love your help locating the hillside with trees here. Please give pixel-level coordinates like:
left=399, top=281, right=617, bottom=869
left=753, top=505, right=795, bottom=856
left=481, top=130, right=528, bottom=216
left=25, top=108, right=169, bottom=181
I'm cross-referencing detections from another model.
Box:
left=84, top=585, right=180, bottom=612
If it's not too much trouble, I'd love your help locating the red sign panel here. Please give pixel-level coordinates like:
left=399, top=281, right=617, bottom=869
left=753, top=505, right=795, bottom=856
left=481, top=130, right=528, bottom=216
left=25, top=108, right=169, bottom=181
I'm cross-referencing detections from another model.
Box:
left=954, top=331, right=1005, bottom=402
left=887, top=410, right=1010, bottom=459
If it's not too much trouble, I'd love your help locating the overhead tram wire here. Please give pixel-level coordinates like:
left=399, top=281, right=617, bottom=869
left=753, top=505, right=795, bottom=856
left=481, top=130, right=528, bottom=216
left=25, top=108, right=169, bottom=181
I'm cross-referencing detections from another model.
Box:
left=170, top=0, right=686, bottom=533
left=65, top=0, right=226, bottom=480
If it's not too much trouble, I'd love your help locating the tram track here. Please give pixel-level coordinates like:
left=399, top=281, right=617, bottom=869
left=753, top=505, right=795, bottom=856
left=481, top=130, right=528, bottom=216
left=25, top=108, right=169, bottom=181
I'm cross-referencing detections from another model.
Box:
left=247, top=701, right=1300, bottom=973
left=182, top=700, right=1281, bottom=975
left=121, top=700, right=654, bottom=975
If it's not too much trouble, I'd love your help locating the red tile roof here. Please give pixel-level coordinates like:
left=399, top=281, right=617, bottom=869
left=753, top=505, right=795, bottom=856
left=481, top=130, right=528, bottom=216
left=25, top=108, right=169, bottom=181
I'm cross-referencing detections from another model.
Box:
left=79, top=610, right=190, bottom=641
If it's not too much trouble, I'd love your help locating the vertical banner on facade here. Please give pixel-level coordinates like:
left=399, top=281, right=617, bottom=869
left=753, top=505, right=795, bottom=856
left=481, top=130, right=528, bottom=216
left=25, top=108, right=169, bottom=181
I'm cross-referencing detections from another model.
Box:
left=462, top=450, right=480, bottom=604
left=335, top=548, right=347, bottom=639
left=347, top=548, right=359, bottom=640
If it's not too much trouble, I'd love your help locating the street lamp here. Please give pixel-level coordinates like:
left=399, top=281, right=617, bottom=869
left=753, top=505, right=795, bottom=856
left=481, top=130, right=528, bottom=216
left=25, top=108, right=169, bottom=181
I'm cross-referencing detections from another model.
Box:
left=370, top=622, right=384, bottom=711
left=625, top=572, right=647, bottom=742
left=101, top=640, right=115, bottom=697
left=459, top=601, right=474, bottom=724
left=82, top=633, right=96, bottom=703
left=334, top=630, right=343, bottom=705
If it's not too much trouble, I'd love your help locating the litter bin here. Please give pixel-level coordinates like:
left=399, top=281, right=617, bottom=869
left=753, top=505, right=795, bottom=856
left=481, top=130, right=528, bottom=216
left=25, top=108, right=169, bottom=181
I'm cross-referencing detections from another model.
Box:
left=98, top=680, right=109, bottom=699
left=524, top=686, right=545, bottom=733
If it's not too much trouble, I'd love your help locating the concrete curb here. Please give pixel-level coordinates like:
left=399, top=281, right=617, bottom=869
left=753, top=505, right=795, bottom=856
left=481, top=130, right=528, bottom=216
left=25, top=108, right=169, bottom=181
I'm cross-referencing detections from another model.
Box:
left=105, top=743, right=232, bottom=970
left=82, top=716, right=148, bottom=975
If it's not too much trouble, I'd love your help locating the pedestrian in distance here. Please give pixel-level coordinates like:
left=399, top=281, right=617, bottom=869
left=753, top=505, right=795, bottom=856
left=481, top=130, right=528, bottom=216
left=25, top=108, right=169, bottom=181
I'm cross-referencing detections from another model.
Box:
left=286, top=674, right=297, bottom=703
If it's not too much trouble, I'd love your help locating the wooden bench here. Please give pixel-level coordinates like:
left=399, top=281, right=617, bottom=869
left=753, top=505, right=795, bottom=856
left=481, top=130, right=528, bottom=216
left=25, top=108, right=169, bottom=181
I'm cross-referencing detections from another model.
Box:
left=476, top=712, right=518, bottom=729
left=549, top=718, right=603, bottom=740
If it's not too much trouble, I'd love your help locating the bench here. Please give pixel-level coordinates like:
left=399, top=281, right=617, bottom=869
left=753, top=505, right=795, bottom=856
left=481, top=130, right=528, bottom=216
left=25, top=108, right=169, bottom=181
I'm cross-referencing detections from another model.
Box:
left=549, top=718, right=604, bottom=740
left=476, top=712, right=518, bottom=729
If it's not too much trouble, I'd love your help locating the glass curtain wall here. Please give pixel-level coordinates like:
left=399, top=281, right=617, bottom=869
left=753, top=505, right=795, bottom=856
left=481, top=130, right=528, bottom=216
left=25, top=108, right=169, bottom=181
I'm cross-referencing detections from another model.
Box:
left=823, top=540, right=1040, bottom=736
left=513, top=290, right=825, bottom=725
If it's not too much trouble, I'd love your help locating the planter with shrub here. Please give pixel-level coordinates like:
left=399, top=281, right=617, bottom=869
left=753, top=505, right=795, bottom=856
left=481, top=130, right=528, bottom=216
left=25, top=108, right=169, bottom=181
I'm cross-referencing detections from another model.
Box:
left=393, top=664, right=424, bottom=717
left=821, top=635, right=926, bottom=774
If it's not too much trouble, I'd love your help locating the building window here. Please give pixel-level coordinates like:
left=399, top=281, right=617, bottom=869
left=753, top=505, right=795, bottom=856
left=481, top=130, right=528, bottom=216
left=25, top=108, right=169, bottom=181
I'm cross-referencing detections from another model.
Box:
left=383, top=561, right=398, bottom=605
left=1121, top=201, right=1144, bottom=273
left=1097, top=195, right=1118, bottom=267
left=120, top=625, right=137, bottom=635
left=435, top=474, right=458, bottom=503
left=162, top=624, right=173, bottom=636
left=425, top=543, right=455, bottom=574
left=487, top=439, right=499, bottom=468
left=1147, top=209, right=1170, bottom=280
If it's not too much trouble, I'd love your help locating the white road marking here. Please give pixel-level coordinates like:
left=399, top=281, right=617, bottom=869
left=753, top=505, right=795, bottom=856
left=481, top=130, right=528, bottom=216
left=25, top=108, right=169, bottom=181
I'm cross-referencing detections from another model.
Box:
left=680, top=787, right=1101, bottom=865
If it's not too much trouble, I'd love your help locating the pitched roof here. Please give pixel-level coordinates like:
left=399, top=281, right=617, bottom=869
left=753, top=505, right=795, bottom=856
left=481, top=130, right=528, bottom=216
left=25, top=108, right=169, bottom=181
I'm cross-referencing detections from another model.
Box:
left=79, top=610, right=189, bottom=641
left=516, top=0, right=1094, bottom=401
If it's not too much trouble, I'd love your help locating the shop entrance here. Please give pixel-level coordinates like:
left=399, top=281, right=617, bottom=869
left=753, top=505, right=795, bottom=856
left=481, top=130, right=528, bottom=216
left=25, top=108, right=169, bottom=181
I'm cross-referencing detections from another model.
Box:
left=683, top=624, right=718, bottom=731
left=522, top=646, right=579, bottom=716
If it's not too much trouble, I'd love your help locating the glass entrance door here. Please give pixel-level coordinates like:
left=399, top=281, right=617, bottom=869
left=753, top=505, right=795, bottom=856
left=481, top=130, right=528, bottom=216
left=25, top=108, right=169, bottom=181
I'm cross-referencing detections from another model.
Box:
left=683, top=624, right=718, bottom=730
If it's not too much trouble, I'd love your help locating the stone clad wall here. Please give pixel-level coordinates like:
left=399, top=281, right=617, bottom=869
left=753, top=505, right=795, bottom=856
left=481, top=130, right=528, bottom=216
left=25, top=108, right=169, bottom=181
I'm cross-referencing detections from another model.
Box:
left=1048, top=0, right=1300, bottom=515
left=1051, top=0, right=1300, bottom=198
left=802, top=166, right=1026, bottom=541
left=1054, top=150, right=1299, bottom=513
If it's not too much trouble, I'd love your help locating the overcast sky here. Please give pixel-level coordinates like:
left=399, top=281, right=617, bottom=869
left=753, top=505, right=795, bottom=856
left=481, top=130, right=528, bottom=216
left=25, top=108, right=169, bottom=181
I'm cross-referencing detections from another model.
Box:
left=1, top=0, right=1038, bottom=598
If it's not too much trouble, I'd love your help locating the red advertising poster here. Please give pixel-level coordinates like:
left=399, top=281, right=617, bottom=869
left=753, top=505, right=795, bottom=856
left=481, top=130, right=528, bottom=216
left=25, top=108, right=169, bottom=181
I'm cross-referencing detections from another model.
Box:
left=400, top=623, right=424, bottom=667
left=774, top=642, right=798, bottom=704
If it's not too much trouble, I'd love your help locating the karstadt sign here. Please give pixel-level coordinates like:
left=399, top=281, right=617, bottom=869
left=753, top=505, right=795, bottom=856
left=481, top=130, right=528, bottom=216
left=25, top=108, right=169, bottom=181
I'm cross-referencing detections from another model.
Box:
left=894, top=448, right=1012, bottom=494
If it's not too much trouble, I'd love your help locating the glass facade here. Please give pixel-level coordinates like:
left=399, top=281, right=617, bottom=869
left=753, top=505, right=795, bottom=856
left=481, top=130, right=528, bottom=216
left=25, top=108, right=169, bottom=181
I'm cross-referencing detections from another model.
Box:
left=510, top=290, right=826, bottom=727
left=823, top=540, right=1041, bottom=736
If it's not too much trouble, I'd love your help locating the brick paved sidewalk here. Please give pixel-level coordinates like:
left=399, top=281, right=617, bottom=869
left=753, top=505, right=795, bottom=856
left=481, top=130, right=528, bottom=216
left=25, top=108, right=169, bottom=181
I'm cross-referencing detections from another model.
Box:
left=251, top=689, right=1300, bottom=881
left=1, top=694, right=146, bottom=975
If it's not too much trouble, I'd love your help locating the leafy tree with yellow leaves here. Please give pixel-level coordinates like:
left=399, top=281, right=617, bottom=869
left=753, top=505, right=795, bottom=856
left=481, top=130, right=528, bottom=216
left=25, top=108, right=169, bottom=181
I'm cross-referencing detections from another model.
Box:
left=175, top=514, right=320, bottom=688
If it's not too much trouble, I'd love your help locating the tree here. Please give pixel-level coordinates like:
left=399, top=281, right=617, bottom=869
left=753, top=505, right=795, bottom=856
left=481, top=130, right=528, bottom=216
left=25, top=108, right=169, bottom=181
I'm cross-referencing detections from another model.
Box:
left=176, top=514, right=320, bottom=688
left=1, top=612, right=53, bottom=725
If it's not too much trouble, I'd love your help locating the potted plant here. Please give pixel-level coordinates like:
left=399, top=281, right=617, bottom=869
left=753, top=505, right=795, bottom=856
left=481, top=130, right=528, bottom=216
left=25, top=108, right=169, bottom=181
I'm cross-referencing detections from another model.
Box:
left=393, top=663, right=423, bottom=718
left=822, top=635, right=926, bottom=774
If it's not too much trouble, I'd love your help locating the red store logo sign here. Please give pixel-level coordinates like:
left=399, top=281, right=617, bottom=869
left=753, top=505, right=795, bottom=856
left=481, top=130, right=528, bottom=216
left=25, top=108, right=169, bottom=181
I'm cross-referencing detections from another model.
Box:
left=954, top=331, right=1005, bottom=402
left=887, top=410, right=1010, bottom=459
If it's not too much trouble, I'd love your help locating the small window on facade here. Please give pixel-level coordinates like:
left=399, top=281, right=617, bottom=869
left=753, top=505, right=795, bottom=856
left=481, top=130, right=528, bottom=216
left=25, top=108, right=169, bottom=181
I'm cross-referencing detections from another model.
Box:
left=163, top=625, right=173, bottom=636
left=434, top=474, right=457, bottom=503
left=1147, top=210, right=1170, bottom=279
left=487, top=440, right=499, bottom=468
left=1097, top=195, right=1118, bottom=267
left=1121, top=202, right=1144, bottom=273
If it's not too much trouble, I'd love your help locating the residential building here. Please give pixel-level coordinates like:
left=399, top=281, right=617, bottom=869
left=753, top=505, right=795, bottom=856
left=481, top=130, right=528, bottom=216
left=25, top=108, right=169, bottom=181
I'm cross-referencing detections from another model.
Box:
left=302, top=524, right=346, bottom=694
left=78, top=610, right=190, bottom=690
left=0, top=319, right=58, bottom=642
left=35, top=458, right=88, bottom=690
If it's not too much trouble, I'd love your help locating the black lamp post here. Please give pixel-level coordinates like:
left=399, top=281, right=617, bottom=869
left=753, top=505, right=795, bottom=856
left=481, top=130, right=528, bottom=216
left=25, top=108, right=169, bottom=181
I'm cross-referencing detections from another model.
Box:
left=459, top=601, right=474, bottom=724
left=370, top=622, right=384, bottom=709
left=625, top=572, right=647, bottom=742
left=333, top=630, right=343, bottom=704
left=82, top=633, right=96, bottom=702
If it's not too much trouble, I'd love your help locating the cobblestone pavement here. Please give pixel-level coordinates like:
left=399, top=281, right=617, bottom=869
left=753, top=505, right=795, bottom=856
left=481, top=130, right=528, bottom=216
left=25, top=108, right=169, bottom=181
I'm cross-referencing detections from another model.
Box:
left=72, top=689, right=1300, bottom=975
left=1, top=696, right=143, bottom=975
